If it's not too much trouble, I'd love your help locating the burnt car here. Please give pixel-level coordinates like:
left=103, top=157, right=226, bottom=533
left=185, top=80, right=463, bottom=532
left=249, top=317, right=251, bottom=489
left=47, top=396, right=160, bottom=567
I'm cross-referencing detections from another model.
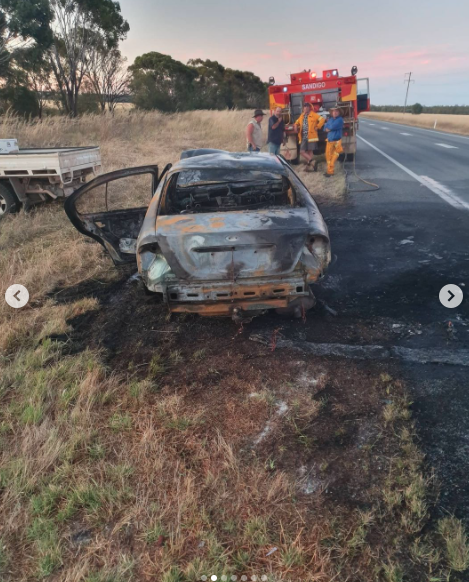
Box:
left=64, top=150, right=331, bottom=320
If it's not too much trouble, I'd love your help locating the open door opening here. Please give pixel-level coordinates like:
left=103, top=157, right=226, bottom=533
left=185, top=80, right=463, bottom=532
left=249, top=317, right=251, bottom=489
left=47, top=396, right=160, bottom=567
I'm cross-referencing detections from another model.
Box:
left=64, top=166, right=160, bottom=265
left=357, top=78, right=370, bottom=113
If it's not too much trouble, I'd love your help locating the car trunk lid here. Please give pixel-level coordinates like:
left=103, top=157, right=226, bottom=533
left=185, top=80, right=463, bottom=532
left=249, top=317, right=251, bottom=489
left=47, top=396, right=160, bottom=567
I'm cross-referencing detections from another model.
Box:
left=155, top=208, right=311, bottom=280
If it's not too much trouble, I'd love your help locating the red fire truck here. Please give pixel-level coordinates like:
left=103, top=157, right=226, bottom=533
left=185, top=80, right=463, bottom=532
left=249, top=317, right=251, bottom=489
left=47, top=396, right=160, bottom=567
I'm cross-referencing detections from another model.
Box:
left=268, top=66, right=370, bottom=163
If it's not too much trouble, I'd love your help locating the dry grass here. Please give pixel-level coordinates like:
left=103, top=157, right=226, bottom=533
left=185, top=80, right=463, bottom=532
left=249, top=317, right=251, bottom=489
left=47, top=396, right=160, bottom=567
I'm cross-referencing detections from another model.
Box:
left=361, top=111, right=469, bottom=136
left=0, top=110, right=465, bottom=581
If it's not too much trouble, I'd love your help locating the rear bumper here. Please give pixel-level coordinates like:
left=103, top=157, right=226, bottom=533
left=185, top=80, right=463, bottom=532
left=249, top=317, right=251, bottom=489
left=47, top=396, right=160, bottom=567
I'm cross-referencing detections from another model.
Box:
left=163, top=275, right=313, bottom=317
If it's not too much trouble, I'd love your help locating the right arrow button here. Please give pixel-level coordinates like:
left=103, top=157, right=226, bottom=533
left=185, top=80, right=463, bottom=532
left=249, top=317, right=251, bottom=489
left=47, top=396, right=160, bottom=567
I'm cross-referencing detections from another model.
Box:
left=440, top=284, right=464, bottom=308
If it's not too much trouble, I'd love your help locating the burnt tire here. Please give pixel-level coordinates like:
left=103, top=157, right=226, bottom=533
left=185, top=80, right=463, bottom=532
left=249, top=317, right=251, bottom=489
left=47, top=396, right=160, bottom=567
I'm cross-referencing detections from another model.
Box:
left=0, top=183, right=20, bottom=219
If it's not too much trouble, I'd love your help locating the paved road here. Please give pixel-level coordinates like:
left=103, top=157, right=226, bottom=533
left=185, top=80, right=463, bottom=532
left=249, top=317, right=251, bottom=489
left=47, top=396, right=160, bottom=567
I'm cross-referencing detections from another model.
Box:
left=298, top=120, right=469, bottom=529
left=358, top=118, right=469, bottom=209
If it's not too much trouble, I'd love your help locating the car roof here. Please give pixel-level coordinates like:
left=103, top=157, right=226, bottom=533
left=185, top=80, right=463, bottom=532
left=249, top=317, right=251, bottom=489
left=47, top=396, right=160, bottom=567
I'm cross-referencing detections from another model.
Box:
left=171, top=151, right=288, bottom=176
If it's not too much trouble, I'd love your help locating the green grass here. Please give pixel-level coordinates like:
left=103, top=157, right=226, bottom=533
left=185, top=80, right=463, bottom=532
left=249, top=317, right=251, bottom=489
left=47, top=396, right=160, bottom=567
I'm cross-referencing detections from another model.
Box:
left=57, top=484, right=108, bottom=521
left=244, top=517, right=268, bottom=546
left=147, top=353, right=166, bottom=378
left=145, top=522, right=167, bottom=544
left=109, top=412, right=132, bottom=431
left=438, top=516, right=469, bottom=571
left=27, top=517, right=63, bottom=578
left=281, top=546, right=304, bottom=568
left=31, top=486, right=62, bottom=517
left=162, top=566, right=183, bottom=582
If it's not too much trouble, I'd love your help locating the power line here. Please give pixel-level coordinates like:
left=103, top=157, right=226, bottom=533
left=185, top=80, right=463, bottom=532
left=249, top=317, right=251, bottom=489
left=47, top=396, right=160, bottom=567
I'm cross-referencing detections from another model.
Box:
left=403, top=72, right=415, bottom=113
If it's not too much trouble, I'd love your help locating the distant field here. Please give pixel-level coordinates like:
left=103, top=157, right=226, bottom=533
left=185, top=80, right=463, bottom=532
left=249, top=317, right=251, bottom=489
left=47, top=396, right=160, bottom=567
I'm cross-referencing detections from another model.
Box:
left=361, top=111, right=469, bottom=135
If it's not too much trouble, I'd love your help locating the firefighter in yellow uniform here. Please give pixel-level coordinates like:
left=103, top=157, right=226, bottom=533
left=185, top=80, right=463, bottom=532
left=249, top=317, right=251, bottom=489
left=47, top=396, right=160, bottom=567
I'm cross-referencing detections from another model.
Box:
left=323, top=106, right=344, bottom=177
left=294, top=102, right=325, bottom=170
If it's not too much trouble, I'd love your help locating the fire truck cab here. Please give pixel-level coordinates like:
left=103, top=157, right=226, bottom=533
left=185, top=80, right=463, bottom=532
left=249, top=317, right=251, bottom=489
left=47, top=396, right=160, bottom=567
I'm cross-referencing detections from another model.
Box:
left=268, top=66, right=370, bottom=163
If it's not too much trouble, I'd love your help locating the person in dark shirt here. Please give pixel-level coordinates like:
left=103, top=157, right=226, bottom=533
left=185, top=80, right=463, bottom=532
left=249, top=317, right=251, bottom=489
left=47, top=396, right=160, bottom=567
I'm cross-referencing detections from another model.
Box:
left=267, top=107, right=285, bottom=155
left=323, top=106, right=345, bottom=177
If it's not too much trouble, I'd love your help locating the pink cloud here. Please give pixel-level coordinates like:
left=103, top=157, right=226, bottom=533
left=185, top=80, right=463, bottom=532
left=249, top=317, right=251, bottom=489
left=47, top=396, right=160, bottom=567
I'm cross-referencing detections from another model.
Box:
left=360, top=45, right=469, bottom=78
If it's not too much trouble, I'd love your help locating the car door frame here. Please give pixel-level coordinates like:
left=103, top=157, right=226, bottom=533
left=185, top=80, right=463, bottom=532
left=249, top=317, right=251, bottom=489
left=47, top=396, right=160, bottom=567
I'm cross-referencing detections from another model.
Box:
left=64, top=165, right=169, bottom=264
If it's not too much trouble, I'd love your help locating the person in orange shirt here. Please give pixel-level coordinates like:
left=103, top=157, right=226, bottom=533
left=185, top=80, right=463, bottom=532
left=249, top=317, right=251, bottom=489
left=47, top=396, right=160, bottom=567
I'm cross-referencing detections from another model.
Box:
left=294, top=102, right=325, bottom=170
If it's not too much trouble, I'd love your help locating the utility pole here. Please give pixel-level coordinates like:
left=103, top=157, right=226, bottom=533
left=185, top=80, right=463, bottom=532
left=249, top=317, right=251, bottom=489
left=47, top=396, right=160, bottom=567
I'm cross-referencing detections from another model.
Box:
left=403, top=72, right=415, bottom=114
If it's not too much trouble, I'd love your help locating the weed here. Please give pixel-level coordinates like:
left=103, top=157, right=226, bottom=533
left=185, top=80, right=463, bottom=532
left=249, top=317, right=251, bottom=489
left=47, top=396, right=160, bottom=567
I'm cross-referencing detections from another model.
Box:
left=281, top=545, right=304, bottom=568
left=128, top=378, right=151, bottom=400
left=438, top=516, right=469, bottom=571
left=244, top=517, right=268, bottom=546
left=109, top=412, right=132, bottom=431
left=31, top=486, right=62, bottom=516
left=87, top=440, right=106, bottom=460
left=265, top=458, right=276, bottom=472
left=27, top=518, right=63, bottom=577
left=170, top=349, right=184, bottom=364
left=192, top=348, right=206, bottom=362
left=148, top=353, right=166, bottom=377
left=57, top=485, right=106, bottom=521
left=233, top=549, right=251, bottom=569
left=162, top=566, right=183, bottom=582
left=382, top=562, right=404, bottom=582
left=20, top=404, right=44, bottom=425
left=145, top=522, right=166, bottom=543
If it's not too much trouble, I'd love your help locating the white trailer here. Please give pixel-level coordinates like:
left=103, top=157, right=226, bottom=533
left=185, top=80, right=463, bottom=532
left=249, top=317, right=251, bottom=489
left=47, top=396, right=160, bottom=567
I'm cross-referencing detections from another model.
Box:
left=0, top=144, right=102, bottom=219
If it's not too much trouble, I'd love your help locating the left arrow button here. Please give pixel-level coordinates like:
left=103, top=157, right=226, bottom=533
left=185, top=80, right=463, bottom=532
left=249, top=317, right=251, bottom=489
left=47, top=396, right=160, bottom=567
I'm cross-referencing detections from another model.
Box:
left=5, top=284, right=30, bottom=309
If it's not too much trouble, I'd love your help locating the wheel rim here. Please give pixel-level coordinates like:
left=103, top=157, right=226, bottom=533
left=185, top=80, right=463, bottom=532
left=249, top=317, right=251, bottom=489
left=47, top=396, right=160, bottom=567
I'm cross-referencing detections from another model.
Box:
left=0, top=194, right=7, bottom=216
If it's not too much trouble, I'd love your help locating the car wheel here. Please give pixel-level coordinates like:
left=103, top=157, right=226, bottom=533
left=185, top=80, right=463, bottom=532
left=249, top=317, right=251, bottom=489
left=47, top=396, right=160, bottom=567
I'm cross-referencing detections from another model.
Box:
left=0, top=183, right=20, bottom=219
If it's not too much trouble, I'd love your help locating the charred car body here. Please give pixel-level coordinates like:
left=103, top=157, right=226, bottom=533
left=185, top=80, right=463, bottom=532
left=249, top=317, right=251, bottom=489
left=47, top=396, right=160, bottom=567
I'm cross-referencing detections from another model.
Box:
left=65, top=150, right=331, bottom=320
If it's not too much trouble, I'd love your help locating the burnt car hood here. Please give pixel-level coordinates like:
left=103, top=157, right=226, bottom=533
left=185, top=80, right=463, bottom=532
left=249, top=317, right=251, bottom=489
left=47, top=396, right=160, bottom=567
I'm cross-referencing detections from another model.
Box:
left=153, top=207, right=324, bottom=281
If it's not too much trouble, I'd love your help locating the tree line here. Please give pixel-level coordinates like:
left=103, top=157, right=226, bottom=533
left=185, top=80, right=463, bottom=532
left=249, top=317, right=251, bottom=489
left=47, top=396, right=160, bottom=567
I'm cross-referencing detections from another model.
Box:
left=0, top=0, right=267, bottom=118
left=371, top=104, right=469, bottom=115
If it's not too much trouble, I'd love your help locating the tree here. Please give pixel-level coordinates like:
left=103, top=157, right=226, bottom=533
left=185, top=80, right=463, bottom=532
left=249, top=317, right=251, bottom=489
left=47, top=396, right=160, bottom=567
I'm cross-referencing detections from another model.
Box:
left=130, top=52, right=198, bottom=112
left=12, top=45, right=54, bottom=117
left=0, top=84, right=40, bottom=116
left=224, top=68, right=267, bottom=109
left=187, top=58, right=229, bottom=109
left=130, top=52, right=268, bottom=112
left=48, top=0, right=129, bottom=117
left=87, top=47, right=129, bottom=113
left=1, top=0, right=129, bottom=117
left=412, top=102, right=423, bottom=115
left=0, top=3, right=52, bottom=116
left=0, top=0, right=53, bottom=80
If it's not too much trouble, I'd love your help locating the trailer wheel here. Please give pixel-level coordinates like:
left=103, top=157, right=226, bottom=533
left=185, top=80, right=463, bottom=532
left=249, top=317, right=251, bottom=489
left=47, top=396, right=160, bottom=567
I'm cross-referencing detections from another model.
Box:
left=0, top=183, right=20, bottom=219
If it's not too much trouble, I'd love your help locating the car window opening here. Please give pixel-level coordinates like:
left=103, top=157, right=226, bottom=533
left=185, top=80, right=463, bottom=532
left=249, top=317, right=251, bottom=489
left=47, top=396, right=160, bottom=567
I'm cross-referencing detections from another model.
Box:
left=162, top=171, right=297, bottom=215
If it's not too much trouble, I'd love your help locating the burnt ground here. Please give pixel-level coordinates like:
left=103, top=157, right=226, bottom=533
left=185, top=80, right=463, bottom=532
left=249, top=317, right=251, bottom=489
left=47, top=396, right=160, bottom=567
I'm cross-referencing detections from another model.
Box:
left=46, top=149, right=469, bottom=579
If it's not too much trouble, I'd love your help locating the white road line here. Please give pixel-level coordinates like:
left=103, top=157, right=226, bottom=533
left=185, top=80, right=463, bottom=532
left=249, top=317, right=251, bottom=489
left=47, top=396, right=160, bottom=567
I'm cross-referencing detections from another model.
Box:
left=400, top=133, right=413, bottom=136
left=357, top=135, right=469, bottom=211
left=368, top=123, right=375, bottom=125
left=365, top=119, right=469, bottom=141
left=380, top=127, right=389, bottom=130
left=435, top=143, right=458, bottom=149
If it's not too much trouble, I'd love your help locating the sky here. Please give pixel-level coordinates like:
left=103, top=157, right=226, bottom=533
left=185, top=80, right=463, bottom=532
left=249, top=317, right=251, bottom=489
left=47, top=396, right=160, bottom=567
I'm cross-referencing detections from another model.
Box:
left=117, top=0, right=469, bottom=106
